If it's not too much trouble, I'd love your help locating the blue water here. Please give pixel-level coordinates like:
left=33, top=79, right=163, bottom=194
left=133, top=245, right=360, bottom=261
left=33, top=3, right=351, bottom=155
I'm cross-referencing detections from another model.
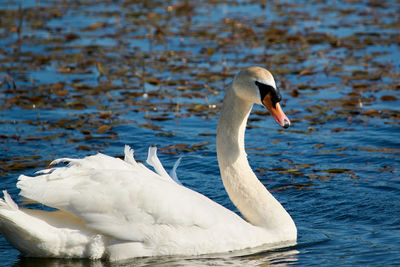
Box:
left=1, top=0, right=400, bottom=266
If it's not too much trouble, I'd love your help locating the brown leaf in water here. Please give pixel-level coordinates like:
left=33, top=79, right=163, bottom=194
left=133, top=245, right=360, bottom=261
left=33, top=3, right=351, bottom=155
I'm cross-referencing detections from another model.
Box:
left=155, top=131, right=175, bottom=137
left=160, top=144, right=189, bottom=154
left=55, top=90, right=69, bottom=97
left=322, top=168, right=350, bottom=174
left=192, top=142, right=209, bottom=150
left=3, top=160, right=47, bottom=172
left=77, top=145, right=92, bottom=151
left=145, top=77, right=161, bottom=85
left=96, top=125, right=111, bottom=133
left=187, top=104, right=209, bottom=113
left=67, top=102, right=87, bottom=110
left=352, top=83, right=369, bottom=89
left=279, top=168, right=302, bottom=175
left=350, top=173, right=359, bottom=179
left=139, top=123, right=162, bottom=131
left=57, top=68, right=71, bottom=73
left=50, top=82, right=65, bottom=90
left=267, top=167, right=287, bottom=172
left=298, top=69, right=314, bottom=76
left=291, top=89, right=299, bottom=97
left=65, top=32, right=79, bottom=41
left=96, top=62, right=105, bottom=76
left=364, top=109, right=380, bottom=116
left=318, top=147, right=347, bottom=154
left=317, top=175, right=332, bottom=182
left=313, top=143, right=324, bottom=149
left=342, top=99, right=360, bottom=107
left=330, top=128, right=355, bottom=133
left=199, top=133, right=215, bottom=136
left=84, top=22, right=108, bottom=31
left=148, top=116, right=171, bottom=122
left=381, top=95, right=397, bottom=101
left=99, top=112, right=112, bottom=119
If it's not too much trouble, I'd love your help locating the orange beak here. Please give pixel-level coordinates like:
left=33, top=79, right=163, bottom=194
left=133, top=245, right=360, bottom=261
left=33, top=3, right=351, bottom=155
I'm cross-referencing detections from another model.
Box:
left=262, top=95, right=290, bottom=128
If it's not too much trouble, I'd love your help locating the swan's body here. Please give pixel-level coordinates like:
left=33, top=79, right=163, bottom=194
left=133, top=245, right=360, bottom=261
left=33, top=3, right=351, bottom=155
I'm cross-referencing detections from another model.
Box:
left=0, top=67, right=296, bottom=261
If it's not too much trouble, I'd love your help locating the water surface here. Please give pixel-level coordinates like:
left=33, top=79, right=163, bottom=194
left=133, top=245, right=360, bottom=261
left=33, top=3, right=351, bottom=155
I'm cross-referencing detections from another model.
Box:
left=0, top=0, right=399, bottom=266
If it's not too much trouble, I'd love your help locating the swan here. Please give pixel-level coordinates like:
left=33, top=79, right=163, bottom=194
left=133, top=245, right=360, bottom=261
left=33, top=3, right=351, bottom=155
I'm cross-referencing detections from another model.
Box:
left=0, top=66, right=296, bottom=261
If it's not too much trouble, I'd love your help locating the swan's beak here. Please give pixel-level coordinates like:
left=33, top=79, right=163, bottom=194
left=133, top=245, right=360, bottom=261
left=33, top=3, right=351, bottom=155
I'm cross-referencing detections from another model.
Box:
left=263, top=96, right=291, bottom=129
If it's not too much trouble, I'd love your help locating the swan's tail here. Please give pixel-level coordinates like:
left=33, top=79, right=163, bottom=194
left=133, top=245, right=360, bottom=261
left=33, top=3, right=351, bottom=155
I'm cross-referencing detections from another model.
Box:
left=0, top=191, right=104, bottom=259
left=0, top=191, right=50, bottom=256
left=0, top=190, right=18, bottom=211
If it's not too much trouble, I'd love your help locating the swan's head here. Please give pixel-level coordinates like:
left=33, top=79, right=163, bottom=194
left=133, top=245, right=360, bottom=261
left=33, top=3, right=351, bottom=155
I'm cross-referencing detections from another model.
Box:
left=232, top=66, right=290, bottom=128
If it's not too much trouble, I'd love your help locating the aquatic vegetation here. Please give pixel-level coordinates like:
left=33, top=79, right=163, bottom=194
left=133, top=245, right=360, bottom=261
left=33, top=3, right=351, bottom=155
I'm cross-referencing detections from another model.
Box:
left=0, top=0, right=399, bottom=181
left=0, top=1, right=399, bottom=264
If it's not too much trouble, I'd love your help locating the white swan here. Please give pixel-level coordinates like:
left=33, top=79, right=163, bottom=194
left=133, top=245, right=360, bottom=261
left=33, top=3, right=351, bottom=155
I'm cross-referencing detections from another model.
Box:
left=0, top=66, right=296, bottom=261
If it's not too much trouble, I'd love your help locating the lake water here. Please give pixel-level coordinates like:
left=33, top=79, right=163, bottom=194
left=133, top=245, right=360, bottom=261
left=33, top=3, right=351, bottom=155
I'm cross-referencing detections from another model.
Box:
left=0, top=0, right=399, bottom=266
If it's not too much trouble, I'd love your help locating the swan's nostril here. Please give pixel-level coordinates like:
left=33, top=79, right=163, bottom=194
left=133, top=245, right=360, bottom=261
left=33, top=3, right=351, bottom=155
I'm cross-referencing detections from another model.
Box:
left=283, top=119, right=290, bottom=129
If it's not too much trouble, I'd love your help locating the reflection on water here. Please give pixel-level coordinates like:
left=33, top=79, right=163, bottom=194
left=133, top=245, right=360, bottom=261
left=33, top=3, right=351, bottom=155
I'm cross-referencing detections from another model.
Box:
left=14, top=245, right=299, bottom=267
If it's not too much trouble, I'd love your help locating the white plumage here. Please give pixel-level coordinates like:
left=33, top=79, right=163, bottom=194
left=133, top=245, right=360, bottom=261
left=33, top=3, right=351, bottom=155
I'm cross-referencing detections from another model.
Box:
left=0, top=67, right=297, bottom=261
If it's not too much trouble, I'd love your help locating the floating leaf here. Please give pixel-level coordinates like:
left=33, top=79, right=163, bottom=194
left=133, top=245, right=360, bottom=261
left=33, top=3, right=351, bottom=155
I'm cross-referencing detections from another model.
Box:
left=192, top=142, right=209, bottom=150
left=313, top=143, right=324, bottom=149
left=65, top=32, right=79, bottom=41
left=279, top=168, right=302, bottom=175
left=145, top=77, right=161, bottom=85
left=50, top=82, right=65, bottom=90
left=96, top=125, right=111, bottom=133
left=96, top=62, right=105, bottom=76
left=381, top=95, right=397, bottom=101
left=318, top=147, right=347, bottom=154
left=99, top=112, right=112, bottom=119
left=291, top=89, right=299, bottom=97
left=67, top=102, right=87, bottom=110
left=77, top=145, right=92, bottom=151
left=84, top=22, right=107, bottom=31
left=317, top=175, right=332, bottom=182
left=330, top=128, right=355, bottom=133
left=55, top=90, right=69, bottom=97
left=322, top=168, right=350, bottom=174
left=363, top=110, right=380, bottom=116
left=139, top=123, right=162, bottom=131
left=57, top=67, right=71, bottom=73
left=199, top=133, right=215, bottom=136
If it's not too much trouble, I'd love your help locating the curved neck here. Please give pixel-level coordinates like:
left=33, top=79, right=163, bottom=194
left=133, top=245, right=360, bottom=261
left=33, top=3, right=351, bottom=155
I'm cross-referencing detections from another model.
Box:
left=216, top=86, right=296, bottom=235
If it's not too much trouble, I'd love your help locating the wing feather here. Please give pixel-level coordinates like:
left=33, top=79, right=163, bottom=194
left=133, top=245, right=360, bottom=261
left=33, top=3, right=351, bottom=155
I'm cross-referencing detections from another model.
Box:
left=17, top=146, right=236, bottom=244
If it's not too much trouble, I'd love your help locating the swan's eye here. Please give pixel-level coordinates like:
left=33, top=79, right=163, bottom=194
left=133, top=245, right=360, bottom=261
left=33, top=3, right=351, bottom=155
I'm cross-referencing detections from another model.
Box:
left=255, top=81, right=282, bottom=106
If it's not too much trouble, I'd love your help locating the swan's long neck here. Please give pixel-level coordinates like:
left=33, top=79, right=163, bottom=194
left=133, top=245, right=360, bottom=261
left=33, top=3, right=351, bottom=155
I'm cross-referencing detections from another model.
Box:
left=216, top=86, right=296, bottom=236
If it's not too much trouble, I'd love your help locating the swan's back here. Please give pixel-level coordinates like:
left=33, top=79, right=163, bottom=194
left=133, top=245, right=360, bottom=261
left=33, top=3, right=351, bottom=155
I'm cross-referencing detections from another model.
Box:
left=2, top=146, right=269, bottom=260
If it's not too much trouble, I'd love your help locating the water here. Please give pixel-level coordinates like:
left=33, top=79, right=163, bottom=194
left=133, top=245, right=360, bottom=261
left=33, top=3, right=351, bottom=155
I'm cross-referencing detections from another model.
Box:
left=0, top=0, right=399, bottom=266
